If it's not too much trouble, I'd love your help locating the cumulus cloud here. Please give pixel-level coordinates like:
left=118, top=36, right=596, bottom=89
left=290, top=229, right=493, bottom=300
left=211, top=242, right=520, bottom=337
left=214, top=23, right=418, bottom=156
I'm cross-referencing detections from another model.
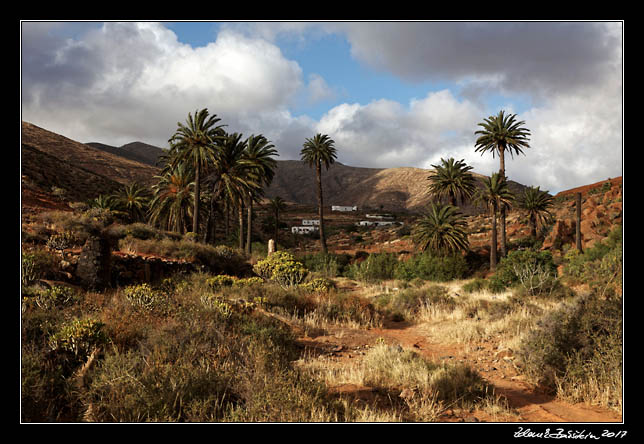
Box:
left=331, top=22, right=621, bottom=103
left=21, top=22, right=306, bottom=146
left=315, top=90, right=486, bottom=170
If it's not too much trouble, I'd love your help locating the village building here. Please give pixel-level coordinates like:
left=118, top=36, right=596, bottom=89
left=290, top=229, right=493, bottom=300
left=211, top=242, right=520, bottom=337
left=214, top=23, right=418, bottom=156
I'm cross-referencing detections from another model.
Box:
left=291, top=226, right=319, bottom=235
left=365, top=214, right=395, bottom=220
left=356, top=220, right=399, bottom=228
left=332, top=205, right=358, bottom=212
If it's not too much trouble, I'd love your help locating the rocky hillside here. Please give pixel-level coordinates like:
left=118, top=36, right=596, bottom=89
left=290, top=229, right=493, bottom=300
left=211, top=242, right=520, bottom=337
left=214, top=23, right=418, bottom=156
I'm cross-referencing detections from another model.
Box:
left=86, top=141, right=167, bottom=167
left=264, top=160, right=528, bottom=215
left=21, top=121, right=160, bottom=205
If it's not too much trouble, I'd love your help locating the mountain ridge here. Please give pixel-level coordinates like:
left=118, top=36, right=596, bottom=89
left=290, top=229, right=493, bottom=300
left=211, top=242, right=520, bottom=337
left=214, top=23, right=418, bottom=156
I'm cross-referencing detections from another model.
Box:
left=21, top=121, right=617, bottom=215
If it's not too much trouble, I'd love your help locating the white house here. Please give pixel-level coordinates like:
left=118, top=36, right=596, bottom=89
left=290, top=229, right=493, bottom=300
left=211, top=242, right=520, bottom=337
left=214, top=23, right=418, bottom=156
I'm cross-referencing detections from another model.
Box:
left=302, top=219, right=320, bottom=226
left=291, top=226, right=318, bottom=235
left=332, top=205, right=358, bottom=212
left=365, top=214, right=394, bottom=220
left=356, top=220, right=399, bottom=228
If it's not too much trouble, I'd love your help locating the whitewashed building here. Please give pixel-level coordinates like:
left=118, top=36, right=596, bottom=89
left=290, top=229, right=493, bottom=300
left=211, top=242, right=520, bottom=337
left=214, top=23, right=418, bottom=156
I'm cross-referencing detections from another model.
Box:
left=356, top=220, right=399, bottom=228
left=291, top=226, right=318, bottom=234
left=332, top=205, right=358, bottom=212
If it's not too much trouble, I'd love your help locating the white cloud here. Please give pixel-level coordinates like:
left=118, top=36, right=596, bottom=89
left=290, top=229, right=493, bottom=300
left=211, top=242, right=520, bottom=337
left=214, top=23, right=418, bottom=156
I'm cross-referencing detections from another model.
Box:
left=306, top=73, right=337, bottom=104
left=316, top=90, right=485, bottom=169
left=22, top=22, right=305, bottom=146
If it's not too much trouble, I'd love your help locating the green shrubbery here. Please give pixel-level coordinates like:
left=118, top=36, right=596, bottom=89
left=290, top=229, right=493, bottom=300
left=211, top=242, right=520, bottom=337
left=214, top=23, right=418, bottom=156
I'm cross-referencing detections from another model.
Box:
left=563, top=225, right=622, bottom=298
left=123, top=283, right=169, bottom=313
left=394, top=252, right=468, bottom=282
left=375, top=285, right=455, bottom=321
left=488, top=249, right=556, bottom=292
left=49, top=318, right=109, bottom=363
left=253, top=251, right=308, bottom=289
left=346, top=252, right=398, bottom=283
left=516, top=224, right=622, bottom=410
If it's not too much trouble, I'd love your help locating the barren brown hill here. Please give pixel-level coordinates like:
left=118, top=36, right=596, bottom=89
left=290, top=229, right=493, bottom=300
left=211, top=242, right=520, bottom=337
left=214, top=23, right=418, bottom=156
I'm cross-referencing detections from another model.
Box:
left=86, top=141, right=167, bottom=167
left=22, top=121, right=159, bottom=188
left=265, top=160, right=528, bottom=214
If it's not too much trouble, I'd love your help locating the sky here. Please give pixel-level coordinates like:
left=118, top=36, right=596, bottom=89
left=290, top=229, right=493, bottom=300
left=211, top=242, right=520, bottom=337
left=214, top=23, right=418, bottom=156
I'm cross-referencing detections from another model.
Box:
left=20, top=21, right=623, bottom=194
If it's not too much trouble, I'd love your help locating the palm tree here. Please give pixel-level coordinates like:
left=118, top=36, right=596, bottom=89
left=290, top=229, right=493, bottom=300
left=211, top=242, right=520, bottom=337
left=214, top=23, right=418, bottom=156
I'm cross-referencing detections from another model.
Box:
left=475, top=173, right=514, bottom=271
left=89, top=194, right=117, bottom=210
left=519, top=186, right=554, bottom=239
left=148, top=162, right=194, bottom=234
left=428, top=157, right=477, bottom=207
left=269, top=196, right=287, bottom=249
left=168, top=109, right=225, bottom=238
left=412, top=202, right=469, bottom=254
left=300, top=133, right=337, bottom=254
left=243, top=134, right=279, bottom=255
left=112, top=182, right=150, bottom=223
left=474, top=110, right=531, bottom=257
left=206, top=132, right=258, bottom=250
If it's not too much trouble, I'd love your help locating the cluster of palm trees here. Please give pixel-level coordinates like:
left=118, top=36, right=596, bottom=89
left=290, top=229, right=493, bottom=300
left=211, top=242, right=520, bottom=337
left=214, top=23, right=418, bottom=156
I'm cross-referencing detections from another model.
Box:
left=150, top=109, right=280, bottom=254
left=413, top=110, right=554, bottom=271
left=90, top=109, right=280, bottom=255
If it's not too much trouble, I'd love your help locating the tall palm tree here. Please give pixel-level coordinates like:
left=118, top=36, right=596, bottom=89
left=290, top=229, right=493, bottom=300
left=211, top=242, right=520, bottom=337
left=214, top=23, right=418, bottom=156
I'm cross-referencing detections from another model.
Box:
left=474, top=110, right=531, bottom=257
left=243, top=134, right=279, bottom=255
left=519, top=186, right=555, bottom=239
left=475, top=173, right=514, bottom=271
left=269, top=196, right=287, bottom=250
left=148, top=162, right=194, bottom=234
left=205, top=132, right=259, bottom=250
left=428, top=157, right=477, bottom=207
left=168, top=109, right=225, bottom=238
left=112, top=182, right=150, bottom=223
left=412, top=202, right=469, bottom=254
left=300, top=133, right=337, bottom=254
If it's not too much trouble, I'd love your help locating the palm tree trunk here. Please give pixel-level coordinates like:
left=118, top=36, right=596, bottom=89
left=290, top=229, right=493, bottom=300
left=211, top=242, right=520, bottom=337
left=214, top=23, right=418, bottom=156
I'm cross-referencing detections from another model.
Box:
left=193, top=163, right=200, bottom=236
left=576, top=192, right=583, bottom=253
left=316, top=162, right=327, bottom=254
left=246, top=195, right=252, bottom=255
left=205, top=192, right=217, bottom=244
left=274, top=208, right=279, bottom=250
left=498, top=149, right=507, bottom=258
left=490, top=205, right=498, bottom=271
left=225, top=200, right=229, bottom=237
left=238, top=199, right=244, bottom=251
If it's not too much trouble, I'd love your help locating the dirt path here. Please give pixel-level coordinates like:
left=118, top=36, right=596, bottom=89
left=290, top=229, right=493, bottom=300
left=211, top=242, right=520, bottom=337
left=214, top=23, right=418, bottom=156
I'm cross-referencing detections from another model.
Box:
left=292, top=318, right=622, bottom=423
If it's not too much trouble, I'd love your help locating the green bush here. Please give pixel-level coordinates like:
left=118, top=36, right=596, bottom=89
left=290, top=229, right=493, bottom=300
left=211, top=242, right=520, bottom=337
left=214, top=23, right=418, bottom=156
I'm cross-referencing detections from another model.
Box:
left=253, top=251, right=308, bottom=289
left=346, top=252, right=398, bottom=283
left=123, top=283, right=168, bottom=312
left=206, top=274, right=237, bottom=288
left=563, top=225, right=622, bottom=297
left=49, top=318, right=109, bottom=363
left=516, top=294, right=622, bottom=391
left=394, top=252, right=468, bottom=282
left=301, top=252, right=349, bottom=278
left=46, top=231, right=75, bottom=252
left=22, top=249, right=57, bottom=286
left=32, top=285, right=79, bottom=310
left=488, top=249, right=557, bottom=293
left=462, top=278, right=488, bottom=294
left=300, top=277, right=336, bottom=293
